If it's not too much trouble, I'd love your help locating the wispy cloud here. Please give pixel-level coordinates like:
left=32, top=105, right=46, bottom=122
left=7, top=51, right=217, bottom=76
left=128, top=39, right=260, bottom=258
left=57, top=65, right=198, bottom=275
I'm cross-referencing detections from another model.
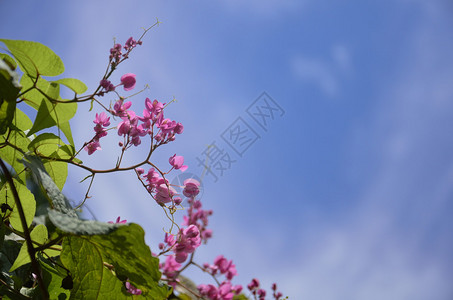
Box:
left=292, top=44, right=352, bottom=97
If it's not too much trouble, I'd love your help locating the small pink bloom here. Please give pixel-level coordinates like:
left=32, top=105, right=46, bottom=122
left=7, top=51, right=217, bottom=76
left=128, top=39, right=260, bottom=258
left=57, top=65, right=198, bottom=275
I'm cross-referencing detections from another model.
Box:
left=108, top=216, right=127, bottom=224
left=120, top=73, right=136, bottom=91
left=94, top=112, right=110, bottom=127
left=84, top=141, right=101, bottom=155
left=155, top=184, right=177, bottom=204
left=183, top=178, right=200, bottom=197
left=174, top=122, right=184, bottom=134
left=161, top=255, right=181, bottom=279
left=169, top=154, right=188, bottom=172
left=125, top=281, right=142, bottom=295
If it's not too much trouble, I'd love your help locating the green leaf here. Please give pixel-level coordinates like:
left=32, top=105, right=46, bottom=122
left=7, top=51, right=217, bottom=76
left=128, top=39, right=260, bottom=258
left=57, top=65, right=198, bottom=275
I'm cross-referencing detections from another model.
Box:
left=59, top=120, right=75, bottom=148
left=0, top=222, right=5, bottom=249
left=12, top=107, right=33, bottom=132
left=20, top=155, right=76, bottom=218
left=28, top=132, right=65, bottom=156
left=0, top=179, right=37, bottom=233
left=53, top=78, right=87, bottom=95
left=26, top=82, right=77, bottom=143
left=40, top=258, right=71, bottom=299
left=60, top=236, right=134, bottom=300
left=0, top=39, right=64, bottom=77
left=43, top=160, right=68, bottom=191
left=89, top=224, right=171, bottom=298
left=19, top=75, right=50, bottom=110
left=60, top=224, right=171, bottom=299
left=233, top=295, right=250, bottom=300
left=0, top=238, right=30, bottom=294
left=28, top=133, right=75, bottom=163
left=48, top=210, right=120, bottom=235
left=26, top=97, right=57, bottom=135
left=0, top=59, right=21, bottom=134
left=0, top=129, right=30, bottom=183
left=0, top=96, right=16, bottom=135
left=9, top=224, right=48, bottom=272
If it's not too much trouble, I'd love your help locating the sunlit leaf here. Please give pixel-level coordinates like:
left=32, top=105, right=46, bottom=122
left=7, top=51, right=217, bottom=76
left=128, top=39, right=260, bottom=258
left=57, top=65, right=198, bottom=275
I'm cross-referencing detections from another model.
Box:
left=0, top=39, right=64, bottom=77
left=9, top=224, right=48, bottom=272
left=53, top=78, right=87, bottom=94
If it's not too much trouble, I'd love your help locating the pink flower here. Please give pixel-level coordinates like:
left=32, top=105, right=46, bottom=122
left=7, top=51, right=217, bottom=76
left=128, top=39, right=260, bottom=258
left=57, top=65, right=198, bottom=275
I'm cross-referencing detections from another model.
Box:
left=94, top=112, right=110, bottom=127
left=161, top=255, right=181, bottom=280
left=169, top=154, right=188, bottom=172
left=155, top=183, right=177, bottom=204
left=173, top=225, right=201, bottom=263
left=247, top=278, right=260, bottom=291
left=125, top=281, right=142, bottom=295
left=120, top=73, right=136, bottom=91
left=183, top=178, right=200, bottom=198
left=112, top=99, right=132, bottom=117
left=100, top=79, right=115, bottom=92
left=84, top=140, right=101, bottom=155
left=198, top=282, right=234, bottom=300
left=174, top=122, right=184, bottom=134
left=108, top=216, right=127, bottom=224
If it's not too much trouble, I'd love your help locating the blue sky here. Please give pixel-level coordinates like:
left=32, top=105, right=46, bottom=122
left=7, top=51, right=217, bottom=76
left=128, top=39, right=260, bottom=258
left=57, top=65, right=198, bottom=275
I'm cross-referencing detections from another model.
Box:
left=1, top=1, right=453, bottom=299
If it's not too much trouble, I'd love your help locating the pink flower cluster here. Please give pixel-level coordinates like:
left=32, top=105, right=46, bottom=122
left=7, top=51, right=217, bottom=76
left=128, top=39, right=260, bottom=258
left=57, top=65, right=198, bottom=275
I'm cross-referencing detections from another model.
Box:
left=159, top=225, right=201, bottom=263
left=198, top=281, right=242, bottom=300
left=109, top=36, right=142, bottom=65
left=195, top=256, right=241, bottom=300
left=183, top=197, right=213, bottom=243
left=203, top=255, right=237, bottom=281
left=85, top=84, right=184, bottom=155
left=99, top=73, right=136, bottom=96
left=247, top=279, right=284, bottom=300
left=93, top=34, right=286, bottom=300
left=158, top=224, right=202, bottom=288
left=136, top=156, right=186, bottom=205
left=84, top=112, right=110, bottom=155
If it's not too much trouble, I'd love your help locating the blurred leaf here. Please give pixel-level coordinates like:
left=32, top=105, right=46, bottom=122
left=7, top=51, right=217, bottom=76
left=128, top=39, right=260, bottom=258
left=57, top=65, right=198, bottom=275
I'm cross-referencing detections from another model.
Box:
left=233, top=295, right=250, bottom=300
left=0, top=39, right=64, bottom=77
left=48, top=210, right=120, bottom=235
left=21, top=154, right=76, bottom=218
left=0, top=53, right=17, bottom=70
